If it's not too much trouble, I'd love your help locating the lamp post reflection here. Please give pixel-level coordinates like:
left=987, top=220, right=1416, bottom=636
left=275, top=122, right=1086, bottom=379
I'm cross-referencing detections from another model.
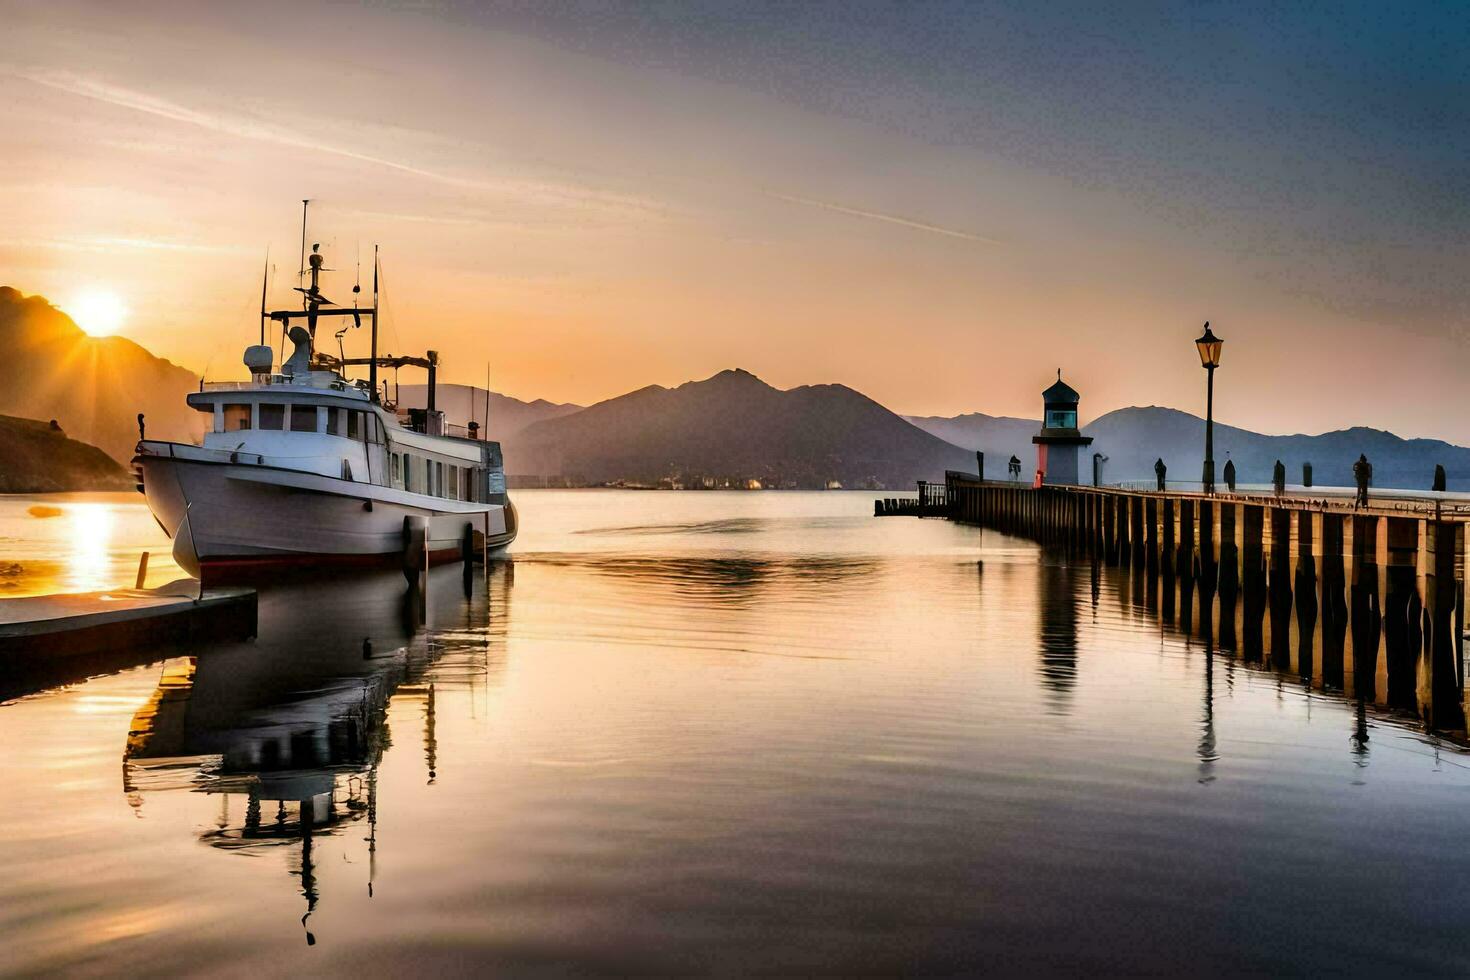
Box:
left=1198, top=648, right=1218, bottom=784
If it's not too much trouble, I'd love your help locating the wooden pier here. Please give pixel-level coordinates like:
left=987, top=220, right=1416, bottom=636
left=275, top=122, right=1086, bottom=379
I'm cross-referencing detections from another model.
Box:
left=938, top=472, right=1469, bottom=731
left=0, top=581, right=257, bottom=699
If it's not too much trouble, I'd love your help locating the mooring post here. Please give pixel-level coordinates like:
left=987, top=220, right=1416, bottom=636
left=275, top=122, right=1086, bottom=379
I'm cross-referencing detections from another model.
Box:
left=1287, top=511, right=1309, bottom=676
left=1241, top=505, right=1265, bottom=661
left=1213, top=502, right=1240, bottom=652
left=1319, top=514, right=1347, bottom=690
left=1341, top=516, right=1367, bottom=695
left=1353, top=514, right=1391, bottom=701
left=135, top=551, right=150, bottom=590
left=1302, top=510, right=1325, bottom=686
left=1266, top=507, right=1294, bottom=669
left=1416, top=521, right=1465, bottom=730
left=1145, top=497, right=1160, bottom=573
left=1131, top=495, right=1146, bottom=567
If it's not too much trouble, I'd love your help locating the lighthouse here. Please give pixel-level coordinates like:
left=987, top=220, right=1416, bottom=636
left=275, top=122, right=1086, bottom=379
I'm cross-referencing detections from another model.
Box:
left=1031, top=370, right=1092, bottom=486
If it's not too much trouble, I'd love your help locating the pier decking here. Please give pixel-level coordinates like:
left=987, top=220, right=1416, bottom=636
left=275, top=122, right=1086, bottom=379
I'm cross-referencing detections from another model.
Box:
left=939, top=472, right=1468, bottom=731
left=0, top=580, right=257, bottom=661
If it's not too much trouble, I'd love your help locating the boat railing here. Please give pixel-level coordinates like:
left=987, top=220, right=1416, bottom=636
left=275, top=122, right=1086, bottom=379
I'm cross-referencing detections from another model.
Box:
left=200, top=377, right=286, bottom=391
left=136, top=441, right=268, bottom=466
left=200, top=376, right=375, bottom=397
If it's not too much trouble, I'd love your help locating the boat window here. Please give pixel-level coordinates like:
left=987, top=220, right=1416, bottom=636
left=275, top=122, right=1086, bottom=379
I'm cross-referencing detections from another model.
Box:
left=403, top=454, right=414, bottom=492
left=391, top=452, right=401, bottom=487
left=366, top=414, right=384, bottom=445
left=326, top=407, right=343, bottom=436
left=259, top=404, right=285, bottom=430
left=347, top=411, right=361, bottom=441
left=223, top=404, right=252, bottom=432
left=436, top=462, right=445, bottom=498
left=447, top=464, right=459, bottom=500
left=290, top=405, right=319, bottom=432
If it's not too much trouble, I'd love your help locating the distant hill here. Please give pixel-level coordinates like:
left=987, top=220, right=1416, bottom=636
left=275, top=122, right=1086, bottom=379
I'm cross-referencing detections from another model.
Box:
left=0, top=287, right=203, bottom=464
left=905, top=412, right=1040, bottom=475
left=1084, top=406, right=1470, bottom=490
left=0, top=414, right=133, bottom=492
left=394, top=383, right=582, bottom=443
left=515, top=368, right=975, bottom=488
left=910, top=404, right=1470, bottom=490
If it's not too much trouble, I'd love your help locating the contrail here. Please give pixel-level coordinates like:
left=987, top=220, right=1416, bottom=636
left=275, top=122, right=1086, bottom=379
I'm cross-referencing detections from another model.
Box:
left=11, top=69, right=665, bottom=216
left=769, top=192, right=1001, bottom=245
left=15, top=68, right=478, bottom=188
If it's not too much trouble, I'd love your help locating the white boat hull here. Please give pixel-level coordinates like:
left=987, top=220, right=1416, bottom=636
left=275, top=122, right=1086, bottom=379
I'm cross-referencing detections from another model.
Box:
left=137, top=453, right=515, bottom=576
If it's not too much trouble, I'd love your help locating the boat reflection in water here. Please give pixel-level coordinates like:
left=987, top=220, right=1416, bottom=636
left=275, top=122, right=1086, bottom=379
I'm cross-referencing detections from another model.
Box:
left=120, top=562, right=512, bottom=944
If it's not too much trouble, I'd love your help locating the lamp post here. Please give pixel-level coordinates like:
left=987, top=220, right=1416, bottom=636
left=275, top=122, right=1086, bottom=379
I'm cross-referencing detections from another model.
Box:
left=1093, top=452, right=1108, bottom=487
left=1195, top=322, right=1224, bottom=494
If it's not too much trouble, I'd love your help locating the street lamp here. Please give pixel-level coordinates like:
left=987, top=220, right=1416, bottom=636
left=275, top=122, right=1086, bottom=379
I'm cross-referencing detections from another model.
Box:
left=1093, top=452, right=1108, bottom=487
left=1195, top=322, right=1224, bottom=494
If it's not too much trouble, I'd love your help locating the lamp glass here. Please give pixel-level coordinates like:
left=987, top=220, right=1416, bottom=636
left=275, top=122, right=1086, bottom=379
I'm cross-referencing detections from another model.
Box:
left=1195, top=329, right=1223, bottom=368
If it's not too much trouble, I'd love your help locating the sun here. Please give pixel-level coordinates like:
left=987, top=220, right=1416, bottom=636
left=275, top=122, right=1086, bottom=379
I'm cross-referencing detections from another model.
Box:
left=69, top=288, right=128, bottom=337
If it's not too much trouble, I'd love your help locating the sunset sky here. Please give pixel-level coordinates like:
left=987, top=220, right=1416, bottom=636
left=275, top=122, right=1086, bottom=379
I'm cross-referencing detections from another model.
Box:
left=4, top=1, right=1469, bottom=439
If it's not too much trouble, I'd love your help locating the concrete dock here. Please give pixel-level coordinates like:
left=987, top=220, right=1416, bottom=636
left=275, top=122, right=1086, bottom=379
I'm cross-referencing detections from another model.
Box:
left=938, top=472, right=1470, bottom=732
left=0, top=579, right=257, bottom=663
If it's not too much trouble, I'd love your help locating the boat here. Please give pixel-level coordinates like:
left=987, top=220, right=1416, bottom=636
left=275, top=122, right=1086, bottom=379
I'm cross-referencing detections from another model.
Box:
left=134, top=211, right=516, bottom=576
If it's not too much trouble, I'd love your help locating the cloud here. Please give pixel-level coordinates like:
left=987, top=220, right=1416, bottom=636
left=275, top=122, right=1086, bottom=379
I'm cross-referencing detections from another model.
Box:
left=768, top=192, right=1001, bottom=245
left=10, top=69, right=667, bottom=218
left=0, top=235, right=245, bottom=254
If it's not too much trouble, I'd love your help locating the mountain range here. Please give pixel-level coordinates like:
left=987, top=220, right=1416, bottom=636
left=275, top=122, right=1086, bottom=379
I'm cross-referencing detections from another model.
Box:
left=510, top=368, right=975, bottom=488
left=0, top=287, right=203, bottom=464
left=907, top=406, right=1470, bottom=491
left=394, top=383, right=582, bottom=443
left=7, top=282, right=1470, bottom=492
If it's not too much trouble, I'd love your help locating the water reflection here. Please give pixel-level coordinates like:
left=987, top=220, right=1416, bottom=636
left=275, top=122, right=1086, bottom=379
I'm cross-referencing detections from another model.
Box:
left=1104, top=544, right=1420, bottom=777
left=1036, top=555, right=1079, bottom=714
left=1197, top=650, right=1218, bottom=784
left=525, top=552, right=881, bottom=605
left=121, top=564, right=512, bottom=943
left=0, top=493, right=185, bottom=597
left=7, top=493, right=1470, bottom=974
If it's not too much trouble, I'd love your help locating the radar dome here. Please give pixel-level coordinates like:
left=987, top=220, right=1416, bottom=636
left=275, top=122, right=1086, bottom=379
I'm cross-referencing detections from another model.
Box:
left=244, top=345, right=274, bottom=373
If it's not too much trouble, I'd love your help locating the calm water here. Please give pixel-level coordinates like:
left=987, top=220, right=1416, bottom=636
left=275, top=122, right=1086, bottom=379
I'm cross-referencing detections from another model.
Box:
left=3, top=490, right=1470, bottom=975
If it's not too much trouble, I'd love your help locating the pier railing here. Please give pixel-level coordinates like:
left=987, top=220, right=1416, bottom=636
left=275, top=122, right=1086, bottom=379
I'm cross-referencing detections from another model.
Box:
left=874, top=479, right=956, bottom=517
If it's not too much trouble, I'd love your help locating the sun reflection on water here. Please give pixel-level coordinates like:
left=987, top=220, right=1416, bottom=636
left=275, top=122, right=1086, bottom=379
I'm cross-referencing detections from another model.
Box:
left=0, top=493, right=184, bottom=597
left=64, top=502, right=116, bottom=594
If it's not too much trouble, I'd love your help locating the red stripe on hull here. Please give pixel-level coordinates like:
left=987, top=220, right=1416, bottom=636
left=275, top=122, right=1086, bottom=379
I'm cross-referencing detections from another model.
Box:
left=200, top=547, right=465, bottom=572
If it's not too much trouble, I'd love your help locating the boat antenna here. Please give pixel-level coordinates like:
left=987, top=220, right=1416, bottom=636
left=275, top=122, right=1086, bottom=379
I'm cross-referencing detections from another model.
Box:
left=258, top=247, right=269, bottom=346
left=369, top=244, right=380, bottom=403
left=298, top=199, right=310, bottom=310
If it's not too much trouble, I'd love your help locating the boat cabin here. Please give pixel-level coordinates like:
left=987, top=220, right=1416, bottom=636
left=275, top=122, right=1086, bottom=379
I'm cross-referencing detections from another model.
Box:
left=188, top=381, right=506, bottom=505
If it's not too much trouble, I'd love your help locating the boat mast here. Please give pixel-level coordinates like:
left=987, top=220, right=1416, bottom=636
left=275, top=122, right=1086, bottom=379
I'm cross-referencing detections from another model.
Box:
left=298, top=199, right=309, bottom=308
left=370, top=245, right=380, bottom=404
left=258, top=248, right=269, bottom=346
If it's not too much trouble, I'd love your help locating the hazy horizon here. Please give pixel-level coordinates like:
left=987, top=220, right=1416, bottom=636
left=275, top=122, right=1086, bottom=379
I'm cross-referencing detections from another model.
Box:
left=5, top=2, right=1469, bottom=439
